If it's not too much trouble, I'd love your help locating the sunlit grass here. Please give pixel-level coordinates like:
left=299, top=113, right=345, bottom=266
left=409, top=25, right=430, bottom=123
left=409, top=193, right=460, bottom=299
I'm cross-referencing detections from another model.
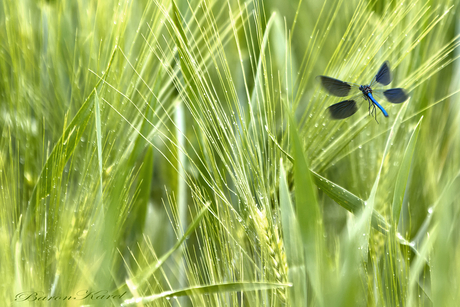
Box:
left=1, top=0, right=460, bottom=306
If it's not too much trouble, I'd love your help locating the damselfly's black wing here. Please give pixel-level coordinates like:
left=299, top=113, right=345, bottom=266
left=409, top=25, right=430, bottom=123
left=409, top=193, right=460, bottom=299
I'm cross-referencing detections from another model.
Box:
left=383, top=88, right=408, bottom=103
left=317, top=76, right=353, bottom=97
left=370, top=61, right=392, bottom=87
left=328, top=100, right=358, bottom=119
left=373, top=61, right=392, bottom=86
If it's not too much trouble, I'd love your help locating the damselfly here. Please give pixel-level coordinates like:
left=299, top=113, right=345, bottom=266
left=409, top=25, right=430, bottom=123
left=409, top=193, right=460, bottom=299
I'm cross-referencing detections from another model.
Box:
left=317, top=61, right=408, bottom=122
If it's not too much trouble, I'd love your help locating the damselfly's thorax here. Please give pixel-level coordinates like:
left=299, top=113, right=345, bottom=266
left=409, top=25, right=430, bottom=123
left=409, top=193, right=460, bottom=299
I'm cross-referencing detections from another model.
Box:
left=359, top=85, right=372, bottom=95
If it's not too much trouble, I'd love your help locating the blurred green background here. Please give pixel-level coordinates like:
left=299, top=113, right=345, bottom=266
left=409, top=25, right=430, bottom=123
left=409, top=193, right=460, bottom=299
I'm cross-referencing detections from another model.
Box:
left=1, top=0, right=459, bottom=306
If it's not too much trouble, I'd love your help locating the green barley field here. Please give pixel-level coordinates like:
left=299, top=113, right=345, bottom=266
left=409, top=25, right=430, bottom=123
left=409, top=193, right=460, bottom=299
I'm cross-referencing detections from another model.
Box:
left=1, top=0, right=460, bottom=305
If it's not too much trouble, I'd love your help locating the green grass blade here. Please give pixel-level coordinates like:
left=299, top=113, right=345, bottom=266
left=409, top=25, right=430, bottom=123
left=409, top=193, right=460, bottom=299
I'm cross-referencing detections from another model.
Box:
left=268, top=126, right=390, bottom=233
left=120, top=202, right=211, bottom=292
left=290, top=114, right=324, bottom=304
left=359, top=98, right=410, bottom=271
left=121, top=282, right=291, bottom=306
left=311, top=170, right=389, bottom=234
left=172, top=1, right=200, bottom=106
left=127, top=146, right=154, bottom=243
left=407, top=223, right=435, bottom=306
left=431, top=172, right=460, bottom=305
left=94, top=90, right=104, bottom=203
left=392, top=117, right=423, bottom=226
left=279, top=159, right=307, bottom=307
left=21, top=47, right=118, bottom=238
left=332, top=199, right=371, bottom=307
left=369, top=98, right=410, bottom=203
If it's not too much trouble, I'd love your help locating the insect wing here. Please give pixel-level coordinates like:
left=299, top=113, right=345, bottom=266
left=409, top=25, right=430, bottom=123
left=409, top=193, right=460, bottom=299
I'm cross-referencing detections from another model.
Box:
left=371, top=61, right=392, bottom=86
left=317, top=76, right=355, bottom=97
left=328, top=100, right=359, bottom=119
left=383, top=88, right=408, bottom=103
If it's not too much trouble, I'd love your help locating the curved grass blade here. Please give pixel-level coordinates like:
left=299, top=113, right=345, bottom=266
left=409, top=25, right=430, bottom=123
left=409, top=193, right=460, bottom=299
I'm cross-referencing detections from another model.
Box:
left=391, top=117, right=423, bottom=226
left=407, top=224, right=435, bottom=307
left=172, top=1, right=200, bottom=107
left=127, top=146, right=154, bottom=242
left=249, top=12, right=278, bottom=109
left=368, top=93, right=410, bottom=205
left=270, top=127, right=420, bottom=258
left=310, top=170, right=389, bottom=234
left=279, top=160, right=307, bottom=307
left=384, top=88, right=409, bottom=104
left=430, top=172, right=460, bottom=305
left=411, top=169, right=460, bottom=249
left=21, top=47, right=118, bottom=238
left=361, top=94, right=409, bottom=263
left=335, top=187, right=374, bottom=307
left=116, top=202, right=211, bottom=293
left=94, top=90, right=104, bottom=203
left=317, top=76, right=353, bottom=97
left=328, top=100, right=359, bottom=119
left=383, top=117, right=423, bottom=307
left=290, top=114, right=324, bottom=303
left=121, top=282, right=291, bottom=306
left=408, top=171, right=460, bottom=307
left=266, top=126, right=390, bottom=234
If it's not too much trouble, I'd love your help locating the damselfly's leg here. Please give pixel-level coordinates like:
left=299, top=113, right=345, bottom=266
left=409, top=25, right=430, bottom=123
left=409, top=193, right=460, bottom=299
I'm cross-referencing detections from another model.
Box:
left=367, top=98, right=379, bottom=123
left=368, top=99, right=375, bottom=117
left=367, top=98, right=371, bottom=116
left=372, top=103, right=379, bottom=123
